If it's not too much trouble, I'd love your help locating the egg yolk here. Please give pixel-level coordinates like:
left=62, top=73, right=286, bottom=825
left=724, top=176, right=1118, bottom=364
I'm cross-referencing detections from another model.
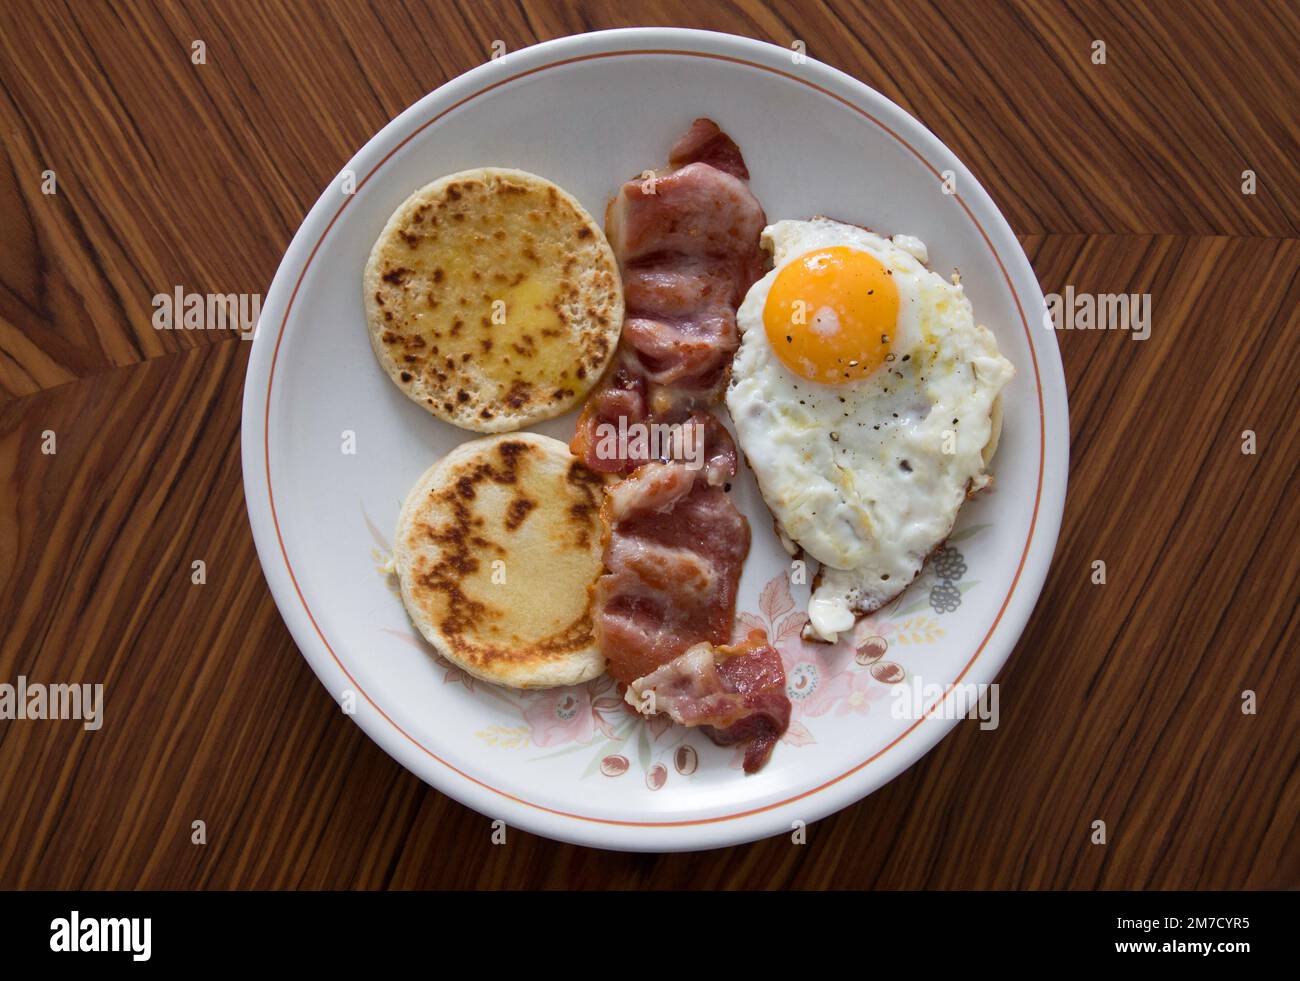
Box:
left=763, top=246, right=900, bottom=385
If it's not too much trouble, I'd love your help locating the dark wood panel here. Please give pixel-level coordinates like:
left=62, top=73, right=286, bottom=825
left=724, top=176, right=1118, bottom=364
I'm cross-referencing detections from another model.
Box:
left=0, top=0, right=1296, bottom=889
left=3, top=0, right=1296, bottom=400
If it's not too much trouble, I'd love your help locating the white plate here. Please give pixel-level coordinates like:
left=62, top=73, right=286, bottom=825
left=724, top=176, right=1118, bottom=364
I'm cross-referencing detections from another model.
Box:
left=242, top=28, right=1068, bottom=851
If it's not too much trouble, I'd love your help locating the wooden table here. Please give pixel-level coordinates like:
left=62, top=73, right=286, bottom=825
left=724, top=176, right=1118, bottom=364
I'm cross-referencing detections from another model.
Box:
left=1, top=0, right=1295, bottom=889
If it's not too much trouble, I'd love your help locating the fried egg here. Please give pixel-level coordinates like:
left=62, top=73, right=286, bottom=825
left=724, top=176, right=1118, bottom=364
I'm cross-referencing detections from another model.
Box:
left=726, top=218, right=1015, bottom=642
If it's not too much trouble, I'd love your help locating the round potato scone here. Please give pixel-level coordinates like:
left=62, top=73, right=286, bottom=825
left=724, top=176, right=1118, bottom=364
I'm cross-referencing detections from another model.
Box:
left=365, top=168, right=623, bottom=433
left=394, top=433, right=609, bottom=689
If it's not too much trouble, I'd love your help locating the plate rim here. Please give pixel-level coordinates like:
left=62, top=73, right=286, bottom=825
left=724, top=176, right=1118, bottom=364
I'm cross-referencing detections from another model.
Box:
left=241, top=26, right=1070, bottom=852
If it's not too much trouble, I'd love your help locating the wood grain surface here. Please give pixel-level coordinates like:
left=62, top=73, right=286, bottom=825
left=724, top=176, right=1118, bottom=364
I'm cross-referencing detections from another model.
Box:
left=1, top=0, right=1296, bottom=889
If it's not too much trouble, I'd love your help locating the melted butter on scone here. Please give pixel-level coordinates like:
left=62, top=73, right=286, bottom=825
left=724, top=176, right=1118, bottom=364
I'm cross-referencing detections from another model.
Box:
left=365, top=168, right=623, bottom=432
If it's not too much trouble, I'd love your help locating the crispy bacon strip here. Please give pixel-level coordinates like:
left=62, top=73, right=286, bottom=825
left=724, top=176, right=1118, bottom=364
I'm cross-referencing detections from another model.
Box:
left=572, top=119, right=767, bottom=475
left=596, top=463, right=750, bottom=684
left=576, top=119, right=789, bottom=772
left=668, top=117, right=753, bottom=180
left=626, top=632, right=791, bottom=774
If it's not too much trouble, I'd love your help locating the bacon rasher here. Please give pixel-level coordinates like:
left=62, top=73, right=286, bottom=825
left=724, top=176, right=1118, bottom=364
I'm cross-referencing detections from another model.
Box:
left=572, top=118, right=768, bottom=472
left=626, top=631, right=791, bottom=774
left=571, top=119, right=791, bottom=772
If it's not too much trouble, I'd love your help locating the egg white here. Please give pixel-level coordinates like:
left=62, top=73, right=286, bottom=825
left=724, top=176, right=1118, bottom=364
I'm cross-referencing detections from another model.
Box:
left=725, top=218, right=1015, bottom=642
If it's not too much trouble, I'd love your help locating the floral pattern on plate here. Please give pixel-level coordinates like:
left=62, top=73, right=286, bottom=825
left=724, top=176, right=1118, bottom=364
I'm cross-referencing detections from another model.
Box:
left=368, top=503, right=987, bottom=787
